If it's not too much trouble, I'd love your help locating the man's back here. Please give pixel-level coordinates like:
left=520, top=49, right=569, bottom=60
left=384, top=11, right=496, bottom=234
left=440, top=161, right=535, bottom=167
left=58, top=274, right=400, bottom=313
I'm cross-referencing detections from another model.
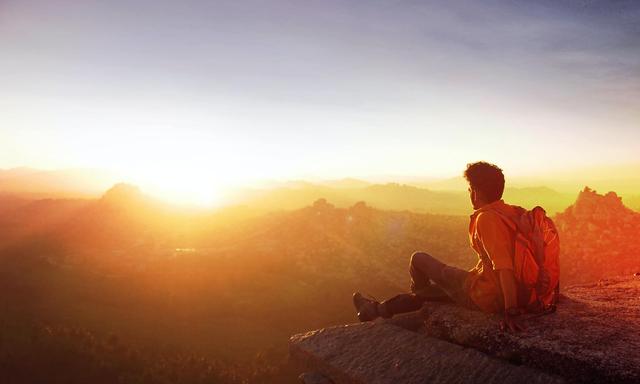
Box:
left=467, top=199, right=520, bottom=313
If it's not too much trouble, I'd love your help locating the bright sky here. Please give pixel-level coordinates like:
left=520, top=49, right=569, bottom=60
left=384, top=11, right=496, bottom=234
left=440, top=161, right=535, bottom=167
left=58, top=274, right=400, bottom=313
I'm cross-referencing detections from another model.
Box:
left=1, top=0, right=639, bottom=204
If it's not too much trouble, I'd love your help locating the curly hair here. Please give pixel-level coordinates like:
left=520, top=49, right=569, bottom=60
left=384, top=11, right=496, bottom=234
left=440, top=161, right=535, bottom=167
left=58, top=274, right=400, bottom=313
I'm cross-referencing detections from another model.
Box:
left=463, top=161, right=505, bottom=203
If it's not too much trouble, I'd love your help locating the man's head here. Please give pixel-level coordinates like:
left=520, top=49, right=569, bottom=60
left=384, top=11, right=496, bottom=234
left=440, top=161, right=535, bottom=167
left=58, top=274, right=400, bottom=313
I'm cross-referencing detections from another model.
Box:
left=464, top=161, right=505, bottom=210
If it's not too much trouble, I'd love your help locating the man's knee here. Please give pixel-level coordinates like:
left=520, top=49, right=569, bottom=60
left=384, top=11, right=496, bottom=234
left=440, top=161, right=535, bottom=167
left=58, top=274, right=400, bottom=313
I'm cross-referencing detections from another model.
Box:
left=410, top=251, right=431, bottom=268
left=410, top=251, right=446, bottom=275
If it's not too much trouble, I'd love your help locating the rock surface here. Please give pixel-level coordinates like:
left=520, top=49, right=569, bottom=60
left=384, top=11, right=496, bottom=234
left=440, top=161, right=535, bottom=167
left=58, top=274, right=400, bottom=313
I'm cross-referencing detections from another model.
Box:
left=299, top=371, right=334, bottom=384
left=290, top=275, right=640, bottom=383
left=290, top=322, right=563, bottom=384
left=555, top=187, right=640, bottom=284
left=419, top=276, right=640, bottom=383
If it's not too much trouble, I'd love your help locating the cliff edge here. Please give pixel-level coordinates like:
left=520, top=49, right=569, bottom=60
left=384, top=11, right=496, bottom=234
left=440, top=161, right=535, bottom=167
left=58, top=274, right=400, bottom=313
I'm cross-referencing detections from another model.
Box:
left=289, top=275, right=640, bottom=383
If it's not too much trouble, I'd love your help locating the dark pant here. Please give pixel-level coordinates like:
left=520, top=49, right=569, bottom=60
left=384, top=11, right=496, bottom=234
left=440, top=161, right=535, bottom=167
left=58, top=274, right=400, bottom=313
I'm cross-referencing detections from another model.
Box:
left=379, top=252, right=474, bottom=317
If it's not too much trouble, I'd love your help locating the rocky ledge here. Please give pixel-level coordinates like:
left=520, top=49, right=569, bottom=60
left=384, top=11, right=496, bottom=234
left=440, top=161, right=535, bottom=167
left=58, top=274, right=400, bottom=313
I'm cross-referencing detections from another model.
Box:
left=289, top=275, right=640, bottom=383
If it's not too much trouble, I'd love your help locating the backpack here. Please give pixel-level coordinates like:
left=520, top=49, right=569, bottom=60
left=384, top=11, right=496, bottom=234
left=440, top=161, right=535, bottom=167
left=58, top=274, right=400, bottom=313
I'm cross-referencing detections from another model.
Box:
left=490, top=206, right=560, bottom=314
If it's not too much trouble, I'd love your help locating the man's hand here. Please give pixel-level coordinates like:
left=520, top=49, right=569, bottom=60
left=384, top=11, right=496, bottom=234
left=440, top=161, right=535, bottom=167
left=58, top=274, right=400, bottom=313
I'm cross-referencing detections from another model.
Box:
left=500, top=308, right=526, bottom=332
left=496, top=269, right=525, bottom=332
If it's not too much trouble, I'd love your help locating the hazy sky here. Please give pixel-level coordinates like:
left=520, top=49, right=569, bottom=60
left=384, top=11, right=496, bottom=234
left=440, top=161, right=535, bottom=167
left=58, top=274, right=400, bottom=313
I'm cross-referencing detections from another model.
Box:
left=1, top=0, right=639, bottom=202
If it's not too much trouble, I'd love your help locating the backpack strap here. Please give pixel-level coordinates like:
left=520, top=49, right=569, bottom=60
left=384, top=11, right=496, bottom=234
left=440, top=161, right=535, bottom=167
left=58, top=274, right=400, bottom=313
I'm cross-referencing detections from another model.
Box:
left=480, top=208, right=530, bottom=250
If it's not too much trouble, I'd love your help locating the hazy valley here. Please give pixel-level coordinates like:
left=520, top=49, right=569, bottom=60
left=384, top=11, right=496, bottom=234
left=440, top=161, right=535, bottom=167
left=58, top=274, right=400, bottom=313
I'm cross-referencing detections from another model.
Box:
left=1, top=175, right=639, bottom=382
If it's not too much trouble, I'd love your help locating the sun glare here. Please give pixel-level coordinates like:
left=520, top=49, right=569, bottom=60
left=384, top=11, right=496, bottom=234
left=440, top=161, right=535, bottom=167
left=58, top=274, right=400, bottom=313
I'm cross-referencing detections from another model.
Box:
left=99, top=143, right=235, bottom=207
left=126, top=165, right=229, bottom=207
left=55, top=126, right=264, bottom=207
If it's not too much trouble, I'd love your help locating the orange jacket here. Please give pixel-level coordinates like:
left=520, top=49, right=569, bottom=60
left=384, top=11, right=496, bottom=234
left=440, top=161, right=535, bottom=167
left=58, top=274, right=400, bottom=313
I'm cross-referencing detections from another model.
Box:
left=466, top=200, right=518, bottom=313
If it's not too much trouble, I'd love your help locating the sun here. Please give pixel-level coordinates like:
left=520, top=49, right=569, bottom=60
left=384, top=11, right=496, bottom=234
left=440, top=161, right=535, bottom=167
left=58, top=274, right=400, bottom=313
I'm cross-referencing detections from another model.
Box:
left=62, top=126, right=275, bottom=206
left=68, top=130, right=256, bottom=207
left=126, top=165, right=229, bottom=207
left=108, top=152, right=234, bottom=207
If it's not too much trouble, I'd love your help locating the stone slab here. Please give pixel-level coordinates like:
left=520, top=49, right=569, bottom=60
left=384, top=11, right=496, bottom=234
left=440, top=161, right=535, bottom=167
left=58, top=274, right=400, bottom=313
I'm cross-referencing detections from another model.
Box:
left=417, top=276, right=640, bottom=383
left=290, top=321, right=563, bottom=384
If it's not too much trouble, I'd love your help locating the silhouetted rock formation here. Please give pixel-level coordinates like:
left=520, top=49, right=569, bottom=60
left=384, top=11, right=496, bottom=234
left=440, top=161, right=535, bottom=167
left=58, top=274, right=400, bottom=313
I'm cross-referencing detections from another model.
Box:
left=555, top=187, right=640, bottom=285
left=100, top=183, right=144, bottom=206
left=290, top=275, right=640, bottom=383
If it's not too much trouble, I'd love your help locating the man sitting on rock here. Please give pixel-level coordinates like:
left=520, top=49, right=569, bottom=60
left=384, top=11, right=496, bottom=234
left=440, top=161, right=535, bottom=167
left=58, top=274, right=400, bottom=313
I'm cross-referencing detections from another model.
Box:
left=353, top=161, right=526, bottom=332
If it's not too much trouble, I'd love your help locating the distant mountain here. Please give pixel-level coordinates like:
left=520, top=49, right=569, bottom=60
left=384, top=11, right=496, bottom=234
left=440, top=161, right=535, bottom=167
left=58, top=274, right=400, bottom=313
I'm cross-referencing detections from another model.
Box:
left=510, top=163, right=640, bottom=196
left=2, top=166, right=633, bottom=216
left=0, top=167, right=41, bottom=179
left=54, top=183, right=184, bottom=252
left=503, top=186, right=574, bottom=215
left=257, top=179, right=318, bottom=189
left=415, top=176, right=467, bottom=191
left=0, top=193, right=32, bottom=214
left=318, top=178, right=371, bottom=189
left=230, top=182, right=574, bottom=215
left=414, top=163, right=640, bottom=209
left=99, top=183, right=146, bottom=207
left=0, top=183, right=182, bottom=256
left=230, top=182, right=472, bottom=214
left=254, top=178, right=371, bottom=190
left=0, top=196, right=89, bottom=252
left=0, top=168, right=120, bottom=198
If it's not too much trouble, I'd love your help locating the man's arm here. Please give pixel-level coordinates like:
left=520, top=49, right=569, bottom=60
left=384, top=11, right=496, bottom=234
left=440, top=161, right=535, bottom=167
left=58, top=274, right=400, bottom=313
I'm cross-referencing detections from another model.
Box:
left=498, top=269, right=525, bottom=332
left=475, top=212, right=526, bottom=332
left=498, top=269, right=518, bottom=309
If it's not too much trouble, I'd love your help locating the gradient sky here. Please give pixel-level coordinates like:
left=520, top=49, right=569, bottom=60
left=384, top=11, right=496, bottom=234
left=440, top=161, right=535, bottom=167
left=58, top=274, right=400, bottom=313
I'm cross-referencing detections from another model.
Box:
left=1, top=0, right=639, bottom=202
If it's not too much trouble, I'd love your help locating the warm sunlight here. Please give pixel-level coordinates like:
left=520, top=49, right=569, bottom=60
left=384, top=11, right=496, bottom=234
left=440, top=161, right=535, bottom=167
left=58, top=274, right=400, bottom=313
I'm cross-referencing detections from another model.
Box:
left=62, top=128, right=258, bottom=206
left=1, top=1, right=639, bottom=382
left=132, top=166, right=225, bottom=207
left=112, top=144, right=237, bottom=207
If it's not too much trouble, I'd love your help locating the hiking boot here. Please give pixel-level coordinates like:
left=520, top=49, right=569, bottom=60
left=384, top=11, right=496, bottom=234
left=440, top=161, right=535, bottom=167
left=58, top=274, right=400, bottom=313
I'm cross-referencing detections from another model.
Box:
left=352, top=292, right=380, bottom=322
